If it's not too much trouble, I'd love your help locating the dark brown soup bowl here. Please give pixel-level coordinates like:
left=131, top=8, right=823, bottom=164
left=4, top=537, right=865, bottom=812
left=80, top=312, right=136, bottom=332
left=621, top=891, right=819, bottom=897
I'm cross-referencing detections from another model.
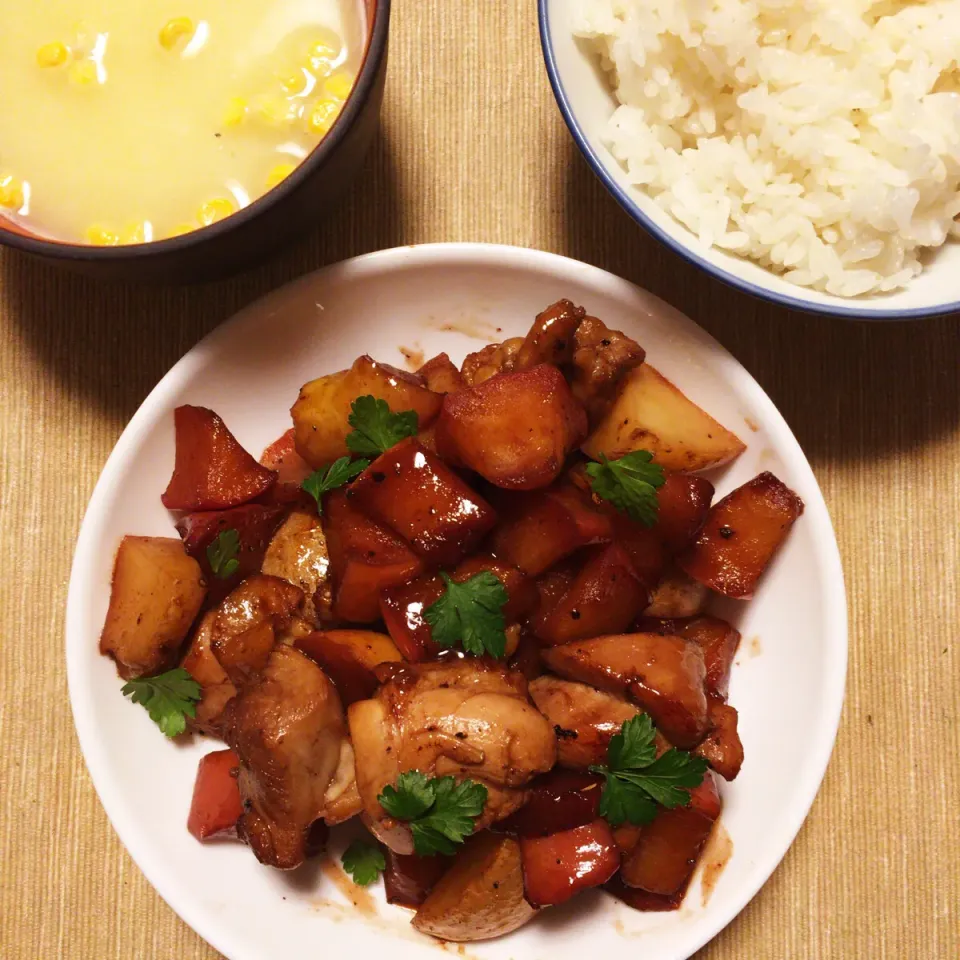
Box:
left=0, top=0, right=390, bottom=283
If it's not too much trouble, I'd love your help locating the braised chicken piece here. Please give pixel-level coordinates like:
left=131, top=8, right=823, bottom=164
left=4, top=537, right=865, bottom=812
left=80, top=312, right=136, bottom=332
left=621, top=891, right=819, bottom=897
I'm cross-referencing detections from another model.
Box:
left=694, top=697, right=743, bottom=780
left=540, top=633, right=710, bottom=748
left=261, top=509, right=333, bottom=625
left=322, top=739, right=364, bottom=825
left=460, top=337, right=524, bottom=386
left=181, top=574, right=305, bottom=733
left=513, top=299, right=585, bottom=371
left=570, top=316, right=646, bottom=423
left=223, top=645, right=346, bottom=869
left=348, top=658, right=557, bottom=853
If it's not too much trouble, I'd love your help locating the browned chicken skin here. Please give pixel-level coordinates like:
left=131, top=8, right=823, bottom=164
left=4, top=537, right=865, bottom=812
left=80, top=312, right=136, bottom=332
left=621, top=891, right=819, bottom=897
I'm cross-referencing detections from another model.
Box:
left=182, top=574, right=305, bottom=733
left=513, top=299, right=585, bottom=371
left=261, top=509, right=333, bottom=625
left=223, top=645, right=346, bottom=869
left=348, top=658, right=558, bottom=853
left=460, top=338, right=524, bottom=386
left=570, top=316, right=646, bottom=423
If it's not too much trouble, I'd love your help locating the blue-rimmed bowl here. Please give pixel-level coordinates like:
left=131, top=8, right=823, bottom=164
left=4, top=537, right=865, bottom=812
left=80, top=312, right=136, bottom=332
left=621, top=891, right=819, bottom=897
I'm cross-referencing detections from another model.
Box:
left=539, top=0, right=960, bottom=319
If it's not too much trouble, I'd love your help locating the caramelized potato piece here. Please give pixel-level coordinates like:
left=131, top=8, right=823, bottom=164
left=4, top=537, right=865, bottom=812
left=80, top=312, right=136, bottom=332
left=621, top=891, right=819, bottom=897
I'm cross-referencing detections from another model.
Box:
left=187, top=749, right=243, bottom=841
left=620, top=774, right=720, bottom=895
left=380, top=555, right=535, bottom=662
left=100, top=536, right=206, bottom=679
left=490, top=483, right=612, bottom=576
left=348, top=438, right=496, bottom=566
left=176, top=503, right=287, bottom=604
left=161, top=405, right=277, bottom=510
left=643, top=567, right=708, bottom=619
left=295, top=630, right=402, bottom=706
left=582, top=365, right=746, bottom=472
left=540, top=633, right=709, bottom=747
left=291, top=357, right=442, bottom=469
left=654, top=473, right=715, bottom=554
left=324, top=490, right=425, bottom=622
left=681, top=616, right=741, bottom=699
left=521, top=819, right=620, bottom=907
left=417, top=353, right=464, bottom=394
left=695, top=697, right=743, bottom=780
left=435, top=364, right=588, bottom=490
left=261, top=509, right=332, bottom=625
left=529, top=677, right=641, bottom=769
left=532, top=543, right=648, bottom=646
left=679, top=471, right=804, bottom=598
left=413, top=833, right=535, bottom=941
left=496, top=769, right=603, bottom=837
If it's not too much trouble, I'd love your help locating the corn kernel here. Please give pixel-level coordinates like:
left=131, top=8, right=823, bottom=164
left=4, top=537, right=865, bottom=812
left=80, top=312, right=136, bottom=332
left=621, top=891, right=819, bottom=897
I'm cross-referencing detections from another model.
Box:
left=120, top=222, right=150, bottom=244
left=198, top=197, right=235, bottom=226
left=167, top=222, right=196, bottom=238
left=324, top=72, right=354, bottom=102
left=306, top=32, right=340, bottom=71
left=305, top=98, right=340, bottom=135
left=0, top=176, right=24, bottom=210
left=266, top=162, right=297, bottom=190
left=85, top=224, right=119, bottom=246
left=159, top=17, right=194, bottom=50
left=280, top=69, right=308, bottom=95
left=254, top=94, right=296, bottom=126
left=37, top=42, right=69, bottom=68
left=222, top=96, right=248, bottom=127
left=69, top=60, right=98, bottom=86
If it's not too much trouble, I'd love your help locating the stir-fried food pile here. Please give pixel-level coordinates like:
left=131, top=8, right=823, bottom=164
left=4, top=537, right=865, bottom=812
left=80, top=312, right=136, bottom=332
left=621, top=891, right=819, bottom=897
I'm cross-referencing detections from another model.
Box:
left=99, top=300, right=804, bottom=942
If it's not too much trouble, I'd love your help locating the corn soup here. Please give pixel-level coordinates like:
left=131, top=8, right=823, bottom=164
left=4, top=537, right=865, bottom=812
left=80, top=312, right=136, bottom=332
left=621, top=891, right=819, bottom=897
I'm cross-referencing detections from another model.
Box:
left=0, top=0, right=365, bottom=244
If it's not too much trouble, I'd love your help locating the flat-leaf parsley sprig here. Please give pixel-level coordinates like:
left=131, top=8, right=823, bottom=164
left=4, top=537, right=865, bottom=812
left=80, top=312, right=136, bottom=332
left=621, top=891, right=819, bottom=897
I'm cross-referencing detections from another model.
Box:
left=346, top=395, right=419, bottom=456
left=121, top=667, right=202, bottom=738
left=586, top=450, right=665, bottom=527
left=589, top=714, right=708, bottom=826
left=378, top=771, right=488, bottom=856
left=302, top=456, right=370, bottom=513
left=424, top=571, right=509, bottom=658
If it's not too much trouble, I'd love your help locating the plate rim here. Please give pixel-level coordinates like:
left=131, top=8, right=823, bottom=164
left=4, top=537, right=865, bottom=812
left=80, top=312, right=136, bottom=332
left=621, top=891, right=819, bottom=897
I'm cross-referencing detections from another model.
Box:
left=66, top=241, right=848, bottom=960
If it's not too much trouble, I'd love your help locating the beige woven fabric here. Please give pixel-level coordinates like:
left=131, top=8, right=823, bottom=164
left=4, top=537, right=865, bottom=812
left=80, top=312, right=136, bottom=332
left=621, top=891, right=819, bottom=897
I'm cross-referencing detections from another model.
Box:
left=1, top=1, right=958, bottom=957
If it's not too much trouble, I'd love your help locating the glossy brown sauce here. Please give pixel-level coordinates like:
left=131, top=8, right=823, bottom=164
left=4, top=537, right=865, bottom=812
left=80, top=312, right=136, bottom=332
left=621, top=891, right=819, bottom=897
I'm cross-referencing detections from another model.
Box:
left=700, top=821, right=734, bottom=907
left=320, top=857, right=378, bottom=916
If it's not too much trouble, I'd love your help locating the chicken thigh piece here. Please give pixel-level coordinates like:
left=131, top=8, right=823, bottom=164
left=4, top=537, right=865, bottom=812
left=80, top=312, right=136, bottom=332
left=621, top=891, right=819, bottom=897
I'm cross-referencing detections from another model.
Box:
left=348, top=659, right=557, bottom=853
left=223, top=646, right=346, bottom=869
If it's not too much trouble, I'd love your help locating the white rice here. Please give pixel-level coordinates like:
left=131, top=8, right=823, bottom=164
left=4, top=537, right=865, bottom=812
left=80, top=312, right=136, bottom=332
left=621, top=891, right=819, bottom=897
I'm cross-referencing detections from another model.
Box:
left=572, top=0, right=960, bottom=297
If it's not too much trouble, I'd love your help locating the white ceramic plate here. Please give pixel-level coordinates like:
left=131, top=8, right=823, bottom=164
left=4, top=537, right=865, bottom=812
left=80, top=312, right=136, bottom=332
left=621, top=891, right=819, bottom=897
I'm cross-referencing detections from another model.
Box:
left=67, top=243, right=847, bottom=960
left=540, top=0, right=960, bottom=319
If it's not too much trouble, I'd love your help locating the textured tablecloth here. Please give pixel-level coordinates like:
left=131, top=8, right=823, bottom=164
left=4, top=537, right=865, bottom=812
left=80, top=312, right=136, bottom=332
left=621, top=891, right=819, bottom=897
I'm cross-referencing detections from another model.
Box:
left=1, top=2, right=958, bottom=957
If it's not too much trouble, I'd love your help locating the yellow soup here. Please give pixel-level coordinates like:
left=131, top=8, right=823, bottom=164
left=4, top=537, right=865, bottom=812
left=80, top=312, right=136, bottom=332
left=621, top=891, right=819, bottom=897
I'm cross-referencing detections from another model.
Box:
left=0, top=0, right=365, bottom=244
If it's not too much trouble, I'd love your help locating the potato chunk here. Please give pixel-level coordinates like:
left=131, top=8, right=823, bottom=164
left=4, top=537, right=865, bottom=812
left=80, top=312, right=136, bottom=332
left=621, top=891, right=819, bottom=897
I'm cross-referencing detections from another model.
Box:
left=435, top=364, right=588, bottom=490
left=100, top=536, right=206, bottom=679
left=582, top=364, right=745, bottom=472
left=413, top=833, right=536, bottom=941
left=678, top=471, right=804, bottom=598
left=291, top=356, right=442, bottom=469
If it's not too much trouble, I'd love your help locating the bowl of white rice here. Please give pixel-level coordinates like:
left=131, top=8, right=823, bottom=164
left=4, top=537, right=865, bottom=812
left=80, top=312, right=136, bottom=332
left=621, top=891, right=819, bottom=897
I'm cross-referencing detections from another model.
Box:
left=540, top=0, right=960, bottom=318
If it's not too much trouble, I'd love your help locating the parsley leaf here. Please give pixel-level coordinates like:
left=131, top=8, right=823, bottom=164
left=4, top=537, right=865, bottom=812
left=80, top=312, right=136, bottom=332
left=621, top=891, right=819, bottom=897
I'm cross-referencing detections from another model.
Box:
left=206, top=528, right=240, bottom=579
left=302, top=456, right=370, bottom=513
left=120, top=667, right=201, bottom=737
left=378, top=772, right=488, bottom=856
left=585, top=451, right=665, bottom=527
left=590, top=714, right=708, bottom=826
left=424, top=571, right=509, bottom=658
left=341, top=840, right=386, bottom=886
left=378, top=770, right=436, bottom=820
left=346, top=395, right=419, bottom=456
